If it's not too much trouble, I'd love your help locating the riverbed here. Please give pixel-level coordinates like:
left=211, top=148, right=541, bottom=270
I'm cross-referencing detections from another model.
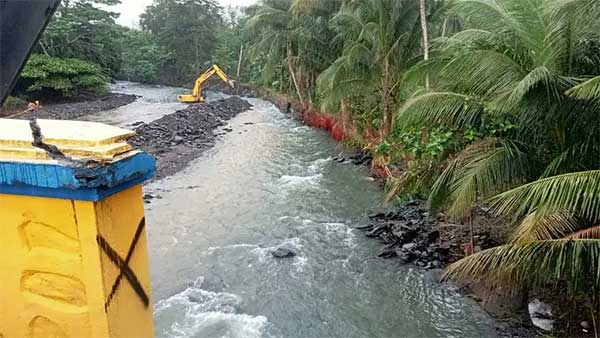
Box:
left=87, top=82, right=499, bottom=338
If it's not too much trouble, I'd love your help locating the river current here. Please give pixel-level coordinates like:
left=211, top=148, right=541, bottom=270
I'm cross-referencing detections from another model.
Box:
left=88, top=82, right=498, bottom=338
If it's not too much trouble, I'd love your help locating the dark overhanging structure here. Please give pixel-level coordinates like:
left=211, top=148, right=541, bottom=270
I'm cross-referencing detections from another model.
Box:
left=0, top=0, right=61, bottom=105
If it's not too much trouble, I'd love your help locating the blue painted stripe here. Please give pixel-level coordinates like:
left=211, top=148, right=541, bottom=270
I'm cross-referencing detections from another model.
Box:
left=0, top=152, right=156, bottom=201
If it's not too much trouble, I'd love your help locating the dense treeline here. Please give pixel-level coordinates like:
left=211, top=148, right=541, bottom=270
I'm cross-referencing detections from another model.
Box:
left=11, top=0, right=241, bottom=100
left=242, top=0, right=600, bottom=330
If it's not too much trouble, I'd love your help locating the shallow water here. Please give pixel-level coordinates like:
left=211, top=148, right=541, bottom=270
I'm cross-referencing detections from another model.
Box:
left=92, top=83, right=498, bottom=338
left=81, top=82, right=233, bottom=127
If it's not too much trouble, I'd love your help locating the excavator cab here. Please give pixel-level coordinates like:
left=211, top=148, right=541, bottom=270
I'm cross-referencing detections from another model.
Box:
left=178, top=64, right=235, bottom=103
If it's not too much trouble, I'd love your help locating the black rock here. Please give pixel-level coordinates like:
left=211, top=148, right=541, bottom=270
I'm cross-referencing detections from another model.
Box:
left=402, top=242, right=418, bottom=251
left=378, top=246, right=397, bottom=258
left=396, top=250, right=414, bottom=264
left=270, top=242, right=300, bottom=258
left=355, top=224, right=374, bottom=231
left=427, top=230, right=440, bottom=243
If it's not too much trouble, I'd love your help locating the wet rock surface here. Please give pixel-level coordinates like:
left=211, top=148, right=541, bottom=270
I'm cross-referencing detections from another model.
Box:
left=15, top=93, right=137, bottom=120
left=270, top=241, right=300, bottom=258
left=333, top=150, right=373, bottom=167
left=129, top=97, right=252, bottom=179
left=358, top=201, right=502, bottom=270
left=359, top=201, right=449, bottom=269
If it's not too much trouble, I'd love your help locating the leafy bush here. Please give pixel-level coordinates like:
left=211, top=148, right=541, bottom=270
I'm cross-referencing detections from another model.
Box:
left=118, top=29, right=169, bottom=83
left=2, top=96, right=26, bottom=109
left=18, top=54, right=109, bottom=97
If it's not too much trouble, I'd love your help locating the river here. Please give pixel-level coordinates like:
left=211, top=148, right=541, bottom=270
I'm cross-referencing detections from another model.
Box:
left=88, top=82, right=498, bottom=338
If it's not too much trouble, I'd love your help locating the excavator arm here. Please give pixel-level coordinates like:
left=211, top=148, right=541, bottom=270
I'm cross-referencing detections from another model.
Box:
left=178, top=65, right=235, bottom=103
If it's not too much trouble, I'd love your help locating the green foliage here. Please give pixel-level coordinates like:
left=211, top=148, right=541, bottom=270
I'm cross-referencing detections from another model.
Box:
left=244, top=0, right=341, bottom=100
left=212, top=6, right=246, bottom=76
left=400, top=0, right=600, bottom=296
left=2, top=96, right=26, bottom=109
left=18, top=54, right=108, bottom=97
left=317, top=0, right=427, bottom=134
left=391, top=127, right=455, bottom=159
left=141, top=0, right=224, bottom=81
left=39, top=0, right=124, bottom=77
left=118, top=29, right=169, bottom=83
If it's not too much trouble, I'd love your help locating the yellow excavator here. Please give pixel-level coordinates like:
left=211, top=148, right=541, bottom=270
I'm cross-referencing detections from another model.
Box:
left=178, top=65, right=235, bottom=103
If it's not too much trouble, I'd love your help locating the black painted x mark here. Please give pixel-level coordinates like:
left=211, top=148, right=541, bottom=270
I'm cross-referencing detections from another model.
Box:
left=97, top=217, right=149, bottom=311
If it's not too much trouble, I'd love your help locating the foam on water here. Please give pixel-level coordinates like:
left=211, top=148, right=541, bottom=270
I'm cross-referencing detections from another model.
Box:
left=293, top=256, right=308, bottom=273
left=205, top=243, right=260, bottom=255
left=308, top=157, right=331, bottom=173
left=290, top=126, right=311, bottom=133
left=322, top=222, right=357, bottom=248
left=155, top=277, right=269, bottom=338
left=278, top=174, right=322, bottom=187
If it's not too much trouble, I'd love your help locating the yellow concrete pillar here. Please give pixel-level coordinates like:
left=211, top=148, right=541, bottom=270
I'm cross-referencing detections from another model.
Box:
left=0, top=119, right=156, bottom=338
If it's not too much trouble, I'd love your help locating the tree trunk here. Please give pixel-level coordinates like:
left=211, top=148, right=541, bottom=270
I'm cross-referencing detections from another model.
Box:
left=236, top=44, right=244, bottom=78
left=419, top=0, right=430, bottom=89
left=287, top=42, right=305, bottom=106
left=381, top=55, right=392, bottom=137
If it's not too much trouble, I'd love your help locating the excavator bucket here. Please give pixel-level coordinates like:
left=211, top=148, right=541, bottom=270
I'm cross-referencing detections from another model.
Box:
left=0, top=0, right=61, bottom=105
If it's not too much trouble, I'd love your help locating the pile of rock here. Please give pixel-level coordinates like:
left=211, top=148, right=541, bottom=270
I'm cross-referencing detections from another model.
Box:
left=129, top=97, right=252, bottom=179
left=358, top=201, right=450, bottom=269
left=358, top=201, right=502, bottom=270
left=332, top=151, right=373, bottom=167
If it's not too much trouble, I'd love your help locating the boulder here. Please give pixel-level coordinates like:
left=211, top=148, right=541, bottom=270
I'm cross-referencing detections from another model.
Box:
left=270, top=241, right=300, bottom=258
left=528, top=299, right=554, bottom=332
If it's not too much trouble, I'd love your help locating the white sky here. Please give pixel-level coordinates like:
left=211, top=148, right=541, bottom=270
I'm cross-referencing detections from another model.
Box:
left=109, top=0, right=257, bottom=28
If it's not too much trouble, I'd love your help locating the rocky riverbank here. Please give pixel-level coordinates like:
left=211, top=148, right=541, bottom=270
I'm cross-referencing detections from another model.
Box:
left=13, top=93, right=137, bottom=120
left=330, top=152, right=540, bottom=337
left=253, top=90, right=543, bottom=338
left=129, top=96, right=252, bottom=179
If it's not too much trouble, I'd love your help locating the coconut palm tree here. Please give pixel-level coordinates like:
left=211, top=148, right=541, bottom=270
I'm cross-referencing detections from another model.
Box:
left=419, top=0, right=430, bottom=89
left=317, top=0, right=424, bottom=136
left=398, top=0, right=600, bottom=219
left=396, top=0, right=600, bottom=295
left=244, top=0, right=341, bottom=105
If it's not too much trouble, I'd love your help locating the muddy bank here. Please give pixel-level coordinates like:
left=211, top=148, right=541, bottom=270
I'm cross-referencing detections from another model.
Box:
left=129, top=96, right=251, bottom=179
left=13, top=93, right=137, bottom=120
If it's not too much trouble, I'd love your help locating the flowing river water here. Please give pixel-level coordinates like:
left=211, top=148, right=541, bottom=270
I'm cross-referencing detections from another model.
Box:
left=87, top=82, right=498, bottom=338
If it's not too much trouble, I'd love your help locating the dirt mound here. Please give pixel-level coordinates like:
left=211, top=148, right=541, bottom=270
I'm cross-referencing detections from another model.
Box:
left=129, top=96, right=252, bottom=179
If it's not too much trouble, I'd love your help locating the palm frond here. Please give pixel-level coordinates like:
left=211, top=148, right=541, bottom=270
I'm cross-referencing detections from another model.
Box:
left=566, top=76, right=600, bottom=100
left=491, top=170, right=600, bottom=222
left=446, top=139, right=531, bottom=218
left=504, top=66, right=563, bottom=109
left=428, top=156, right=460, bottom=212
left=566, top=224, right=600, bottom=240
left=445, top=239, right=600, bottom=293
left=511, top=210, right=579, bottom=243
left=397, top=92, right=484, bottom=128
left=542, top=142, right=600, bottom=178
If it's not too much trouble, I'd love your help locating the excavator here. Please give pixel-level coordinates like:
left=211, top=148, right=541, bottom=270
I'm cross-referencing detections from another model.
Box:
left=178, top=64, right=235, bottom=103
